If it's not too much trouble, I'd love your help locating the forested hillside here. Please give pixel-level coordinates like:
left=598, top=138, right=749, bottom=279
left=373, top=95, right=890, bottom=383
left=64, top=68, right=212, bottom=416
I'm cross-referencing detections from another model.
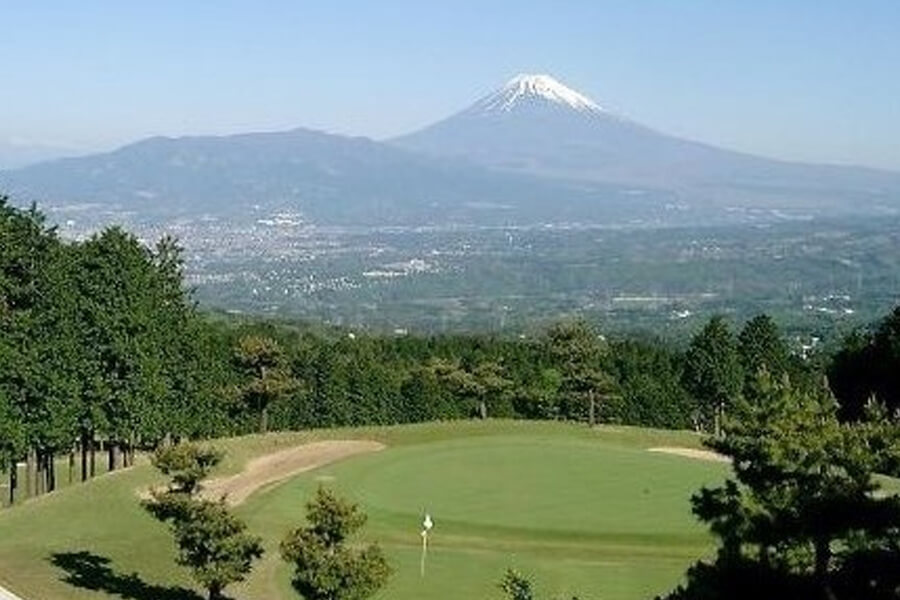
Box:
left=0, top=196, right=889, bottom=504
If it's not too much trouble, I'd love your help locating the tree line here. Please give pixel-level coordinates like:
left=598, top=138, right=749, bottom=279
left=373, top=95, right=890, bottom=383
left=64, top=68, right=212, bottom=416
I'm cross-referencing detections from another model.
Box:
left=0, top=196, right=884, bottom=504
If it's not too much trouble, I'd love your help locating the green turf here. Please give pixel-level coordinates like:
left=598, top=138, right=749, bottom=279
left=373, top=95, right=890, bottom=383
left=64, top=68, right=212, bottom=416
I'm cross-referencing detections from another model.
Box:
left=0, top=421, right=726, bottom=600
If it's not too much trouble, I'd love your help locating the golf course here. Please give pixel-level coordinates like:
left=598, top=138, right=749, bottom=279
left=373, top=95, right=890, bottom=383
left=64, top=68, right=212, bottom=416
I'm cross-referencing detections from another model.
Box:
left=0, top=421, right=726, bottom=600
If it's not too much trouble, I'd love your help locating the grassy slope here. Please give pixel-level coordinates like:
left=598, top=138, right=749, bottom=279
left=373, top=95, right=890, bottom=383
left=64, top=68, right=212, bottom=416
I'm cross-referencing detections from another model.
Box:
left=0, top=421, right=723, bottom=600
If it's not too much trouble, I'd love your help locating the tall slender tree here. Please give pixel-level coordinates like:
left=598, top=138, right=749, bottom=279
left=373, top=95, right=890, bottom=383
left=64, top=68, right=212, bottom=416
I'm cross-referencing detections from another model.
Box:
left=737, top=314, right=789, bottom=395
left=546, top=320, right=616, bottom=426
left=235, top=335, right=295, bottom=433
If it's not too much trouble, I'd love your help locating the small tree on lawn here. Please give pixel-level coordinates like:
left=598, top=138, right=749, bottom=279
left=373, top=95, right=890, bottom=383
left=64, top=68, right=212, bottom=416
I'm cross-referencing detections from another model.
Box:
left=281, top=487, right=391, bottom=600
left=144, top=442, right=263, bottom=600
left=151, top=442, right=223, bottom=494
left=498, top=568, right=584, bottom=600
left=500, top=568, right=535, bottom=600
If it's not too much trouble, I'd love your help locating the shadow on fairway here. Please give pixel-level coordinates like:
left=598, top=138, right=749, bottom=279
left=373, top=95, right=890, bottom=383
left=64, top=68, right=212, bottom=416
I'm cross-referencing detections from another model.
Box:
left=49, top=551, right=205, bottom=600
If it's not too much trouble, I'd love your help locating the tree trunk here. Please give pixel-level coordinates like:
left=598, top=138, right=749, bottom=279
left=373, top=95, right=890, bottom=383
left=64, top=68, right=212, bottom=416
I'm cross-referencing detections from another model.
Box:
left=588, top=391, right=596, bottom=427
left=68, top=448, right=75, bottom=485
left=80, top=433, right=89, bottom=482
left=8, top=467, right=16, bottom=506
left=814, top=536, right=832, bottom=595
left=41, top=451, right=48, bottom=494
left=124, top=431, right=135, bottom=467
left=33, top=451, right=41, bottom=497
left=208, top=582, right=224, bottom=600
left=37, top=451, right=45, bottom=495
left=25, top=447, right=36, bottom=498
left=478, top=399, right=487, bottom=420
left=48, top=452, right=56, bottom=492
left=108, top=441, right=119, bottom=472
left=89, top=431, right=96, bottom=478
left=260, top=405, right=269, bottom=434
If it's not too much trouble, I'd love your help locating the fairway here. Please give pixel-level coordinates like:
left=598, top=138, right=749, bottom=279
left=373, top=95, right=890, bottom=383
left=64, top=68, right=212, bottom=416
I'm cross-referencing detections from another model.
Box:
left=0, top=421, right=726, bottom=600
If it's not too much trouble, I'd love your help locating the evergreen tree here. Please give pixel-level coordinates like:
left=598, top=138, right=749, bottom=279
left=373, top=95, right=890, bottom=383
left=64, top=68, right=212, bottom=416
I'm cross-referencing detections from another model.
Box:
left=546, top=320, right=616, bottom=426
left=828, top=306, right=900, bottom=420
left=234, top=335, right=295, bottom=433
left=660, top=373, right=900, bottom=600
left=151, top=443, right=224, bottom=495
left=499, top=569, right=535, bottom=600
left=144, top=443, right=263, bottom=600
left=737, top=314, right=789, bottom=395
left=682, top=316, right=743, bottom=435
left=280, top=487, right=390, bottom=600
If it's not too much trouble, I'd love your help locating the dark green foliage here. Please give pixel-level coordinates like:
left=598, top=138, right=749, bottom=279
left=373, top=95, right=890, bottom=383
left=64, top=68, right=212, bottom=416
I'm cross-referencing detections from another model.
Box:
left=498, top=568, right=585, bottom=600
left=682, top=316, right=743, bottom=433
left=152, top=496, right=263, bottom=600
left=737, top=314, right=789, bottom=395
left=0, top=197, right=234, bottom=501
left=499, top=568, right=534, bottom=600
left=234, top=334, right=296, bottom=433
left=144, top=443, right=263, bottom=600
left=828, top=306, right=900, bottom=420
left=659, top=373, right=900, bottom=600
left=151, top=443, right=223, bottom=495
left=280, top=487, right=391, bottom=600
left=546, top=320, right=617, bottom=425
left=607, top=339, right=693, bottom=429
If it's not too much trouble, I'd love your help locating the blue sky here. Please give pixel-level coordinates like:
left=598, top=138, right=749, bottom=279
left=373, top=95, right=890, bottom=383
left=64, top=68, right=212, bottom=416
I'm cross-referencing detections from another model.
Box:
left=4, top=1, right=899, bottom=170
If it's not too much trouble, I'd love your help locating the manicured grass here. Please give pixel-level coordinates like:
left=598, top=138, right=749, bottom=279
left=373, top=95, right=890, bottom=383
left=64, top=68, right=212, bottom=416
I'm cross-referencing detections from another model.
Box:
left=0, top=421, right=726, bottom=600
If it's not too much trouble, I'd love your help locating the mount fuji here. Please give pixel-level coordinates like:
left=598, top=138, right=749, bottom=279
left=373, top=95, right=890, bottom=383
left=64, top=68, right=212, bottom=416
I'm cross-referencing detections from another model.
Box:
left=2, top=73, right=899, bottom=226
left=393, top=74, right=900, bottom=214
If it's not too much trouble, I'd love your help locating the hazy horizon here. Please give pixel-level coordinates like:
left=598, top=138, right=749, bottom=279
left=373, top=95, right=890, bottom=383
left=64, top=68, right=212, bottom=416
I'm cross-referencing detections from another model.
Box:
left=4, top=1, right=900, bottom=171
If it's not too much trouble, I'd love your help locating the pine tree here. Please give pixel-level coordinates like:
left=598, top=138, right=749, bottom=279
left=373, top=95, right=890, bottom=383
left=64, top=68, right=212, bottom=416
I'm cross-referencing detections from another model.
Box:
left=660, top=373, right=900, bottom=600
left=234, top=335, right=296, bottom=433
left=144, top=443, right=263, bottom=600
left=281, top=487, right=390, bottom=600
left=737, top=314, right=789, bottom=395
left=682, top=316, right=743, bottom=435
left=546, top=320, right=616, bottom=426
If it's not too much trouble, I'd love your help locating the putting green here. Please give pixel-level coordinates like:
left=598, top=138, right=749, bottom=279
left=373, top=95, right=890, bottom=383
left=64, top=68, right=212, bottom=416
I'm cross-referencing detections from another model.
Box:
left=237, top=432, right=725, bottom=600
left=0, top=421, right=727, bottom=600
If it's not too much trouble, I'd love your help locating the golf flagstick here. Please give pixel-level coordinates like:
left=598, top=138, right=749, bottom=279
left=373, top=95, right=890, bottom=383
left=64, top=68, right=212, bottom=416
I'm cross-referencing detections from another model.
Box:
left=420, top=512, right=434, bottom=577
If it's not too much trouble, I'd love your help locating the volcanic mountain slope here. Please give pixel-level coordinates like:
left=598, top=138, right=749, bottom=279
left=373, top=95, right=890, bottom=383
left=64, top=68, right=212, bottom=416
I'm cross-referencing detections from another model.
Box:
left=3, top=74, right=899, bottom=226
left=393, top=74, right=900, bottom=214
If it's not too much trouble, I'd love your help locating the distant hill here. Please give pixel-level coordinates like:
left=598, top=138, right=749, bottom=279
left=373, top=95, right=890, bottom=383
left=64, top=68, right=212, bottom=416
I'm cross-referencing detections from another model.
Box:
left=0, top=128, right=676, bottom=226
left=3, top=74, right=899, bottom=226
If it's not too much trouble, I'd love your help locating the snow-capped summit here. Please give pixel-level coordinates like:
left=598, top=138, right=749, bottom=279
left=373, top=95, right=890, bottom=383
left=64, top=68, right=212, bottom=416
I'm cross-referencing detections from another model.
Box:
left=471, top=73, right=606, bottom=115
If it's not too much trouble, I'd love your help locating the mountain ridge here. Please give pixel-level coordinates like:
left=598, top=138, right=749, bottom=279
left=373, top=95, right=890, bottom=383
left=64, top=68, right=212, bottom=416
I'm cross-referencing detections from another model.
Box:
left=3, top=73, right=899, bottom=227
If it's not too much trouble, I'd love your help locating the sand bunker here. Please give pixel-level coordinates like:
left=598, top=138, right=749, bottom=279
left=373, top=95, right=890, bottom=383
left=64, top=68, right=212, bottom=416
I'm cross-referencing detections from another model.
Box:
left=201, top=440, right=385, bottom=505
left=647, top=446, right=730, bottom=463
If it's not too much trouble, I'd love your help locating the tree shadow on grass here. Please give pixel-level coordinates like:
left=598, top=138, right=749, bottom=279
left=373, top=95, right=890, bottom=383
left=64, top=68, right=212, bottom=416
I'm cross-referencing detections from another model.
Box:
left=49, top=550, right=205, bottom=600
